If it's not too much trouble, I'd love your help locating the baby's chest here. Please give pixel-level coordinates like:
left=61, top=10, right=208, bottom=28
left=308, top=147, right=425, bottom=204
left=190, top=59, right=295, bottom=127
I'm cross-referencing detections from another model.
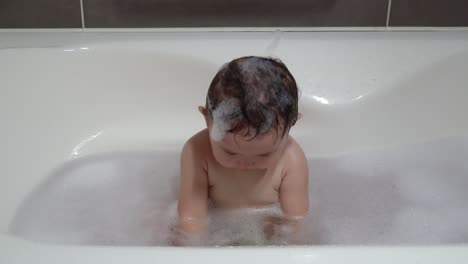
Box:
left=207, top=168, right=282, bottom=207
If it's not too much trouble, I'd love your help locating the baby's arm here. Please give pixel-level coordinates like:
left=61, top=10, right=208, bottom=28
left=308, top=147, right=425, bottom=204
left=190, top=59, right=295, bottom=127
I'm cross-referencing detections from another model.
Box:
left=175, top=141, right=209, bottom=245
left=280, top=146, right=309, bottom=219
left=270, top=146, right=309, bottom=243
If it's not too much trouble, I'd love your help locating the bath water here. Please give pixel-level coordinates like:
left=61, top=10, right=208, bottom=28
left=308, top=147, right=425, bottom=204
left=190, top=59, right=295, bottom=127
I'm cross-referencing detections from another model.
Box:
left=9, top=137, right=468, bottom=246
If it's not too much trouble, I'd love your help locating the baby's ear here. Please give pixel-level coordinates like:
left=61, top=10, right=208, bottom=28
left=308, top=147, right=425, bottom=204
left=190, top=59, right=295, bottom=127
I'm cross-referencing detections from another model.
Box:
left=198, top=106, right=207, bottom=115
left=291, top=113, right=302, bottom=126
left=198, top=106, right=210, bottom=128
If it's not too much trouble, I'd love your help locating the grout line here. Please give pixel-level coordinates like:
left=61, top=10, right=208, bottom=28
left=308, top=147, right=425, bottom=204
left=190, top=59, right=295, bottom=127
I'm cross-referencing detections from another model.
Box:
left=385, top=26, right=468, bottom=31
left=0, top=28, right=84, bottom=32
left=79, top=0, right=85, bottom=29
left=81, top=27, right=388, bottom=32
left=386, top=0, right=392, bottom=28
left=1, top=27, right=468, bottom=33
left=81, top=27, right=468, bottom=32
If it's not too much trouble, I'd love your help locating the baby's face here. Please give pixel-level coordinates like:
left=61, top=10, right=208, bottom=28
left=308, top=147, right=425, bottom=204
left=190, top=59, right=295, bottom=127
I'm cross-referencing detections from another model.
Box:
left=209, top=128, right=289, bottom=170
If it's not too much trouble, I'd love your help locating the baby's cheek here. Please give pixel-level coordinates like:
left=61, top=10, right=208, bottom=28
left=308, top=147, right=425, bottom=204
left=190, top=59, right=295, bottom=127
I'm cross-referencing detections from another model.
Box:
left=222, top=158, right=238, bottom=168
left=212, top=150, right=236, bottom=168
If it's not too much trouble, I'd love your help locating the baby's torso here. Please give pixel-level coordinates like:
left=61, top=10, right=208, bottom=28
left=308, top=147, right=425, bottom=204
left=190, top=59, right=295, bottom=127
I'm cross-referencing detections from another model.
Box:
left=207, top=162, right=284, bottom=208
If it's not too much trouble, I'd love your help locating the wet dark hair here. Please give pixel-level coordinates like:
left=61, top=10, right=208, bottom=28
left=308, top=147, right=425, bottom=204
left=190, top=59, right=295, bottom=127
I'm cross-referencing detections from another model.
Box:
left=205, top=56, right=298, bottom=139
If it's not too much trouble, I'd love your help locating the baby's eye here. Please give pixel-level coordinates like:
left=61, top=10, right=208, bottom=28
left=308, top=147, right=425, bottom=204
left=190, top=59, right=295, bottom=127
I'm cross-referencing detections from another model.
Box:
left=258, top=153, right=271, bottom=157
left=224, top=150, right=237, bottom=156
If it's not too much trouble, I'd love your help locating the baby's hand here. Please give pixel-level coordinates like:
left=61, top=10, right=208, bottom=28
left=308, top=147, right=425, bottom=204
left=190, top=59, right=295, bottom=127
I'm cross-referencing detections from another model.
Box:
left=263, top=215, right=304, bottom=245
left=169, top=218, right=207, bottom=246
left=169, top=225, right=204, bottom=246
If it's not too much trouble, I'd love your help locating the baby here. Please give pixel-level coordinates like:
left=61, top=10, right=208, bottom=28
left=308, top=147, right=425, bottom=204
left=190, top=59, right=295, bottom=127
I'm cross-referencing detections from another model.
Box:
left=175, top=56, right=309, bottom=245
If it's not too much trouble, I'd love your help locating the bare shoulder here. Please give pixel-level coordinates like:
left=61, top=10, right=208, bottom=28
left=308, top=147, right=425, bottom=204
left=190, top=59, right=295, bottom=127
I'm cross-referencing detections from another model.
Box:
left=278, top=137, right=309, bottom=218
left=183, top=129, right=211, bottom=152
left=281, top=137, right=308, bottom=176
left=181, top=129, right=211, bottom=167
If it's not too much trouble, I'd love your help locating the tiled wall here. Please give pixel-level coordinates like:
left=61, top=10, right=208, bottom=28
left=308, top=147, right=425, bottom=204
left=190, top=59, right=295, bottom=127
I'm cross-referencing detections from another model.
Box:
left=1, top=0, right=467, bottom=28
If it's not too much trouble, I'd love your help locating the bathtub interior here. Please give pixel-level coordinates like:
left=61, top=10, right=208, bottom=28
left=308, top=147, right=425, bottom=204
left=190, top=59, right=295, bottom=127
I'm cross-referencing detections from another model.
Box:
left=2, top=32, right=468, bottom=247
left=7, top=138, right=468, bottom=246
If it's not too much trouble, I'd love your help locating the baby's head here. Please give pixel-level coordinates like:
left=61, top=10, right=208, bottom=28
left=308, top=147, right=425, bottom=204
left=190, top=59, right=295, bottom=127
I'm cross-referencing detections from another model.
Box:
left=200, top=56, right=299, bottom=170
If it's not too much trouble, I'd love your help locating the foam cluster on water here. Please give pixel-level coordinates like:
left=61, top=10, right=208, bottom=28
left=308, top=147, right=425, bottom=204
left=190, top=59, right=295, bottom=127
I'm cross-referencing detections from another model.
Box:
left=9, top=137, right=468, bottom=246
left=205, top=205, right=287, bottom=246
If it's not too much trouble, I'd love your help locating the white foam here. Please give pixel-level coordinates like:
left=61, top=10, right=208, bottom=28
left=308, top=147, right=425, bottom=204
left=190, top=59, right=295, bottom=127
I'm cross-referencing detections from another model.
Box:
left=9, top=137, right=468, bottom=246
left=237, top=57, right=266, bottom=76
left=205, top=205, right=286, bottom=246
left=9, top=151, right=181, bottom=246
left=210, top=98, right=239, bottom=141
left=238, top=57, right=294, bottom=121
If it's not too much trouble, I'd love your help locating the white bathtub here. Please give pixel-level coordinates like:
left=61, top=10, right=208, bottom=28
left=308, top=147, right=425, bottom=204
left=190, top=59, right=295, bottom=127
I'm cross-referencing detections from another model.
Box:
left=1, top=31, right=468, bottom=263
